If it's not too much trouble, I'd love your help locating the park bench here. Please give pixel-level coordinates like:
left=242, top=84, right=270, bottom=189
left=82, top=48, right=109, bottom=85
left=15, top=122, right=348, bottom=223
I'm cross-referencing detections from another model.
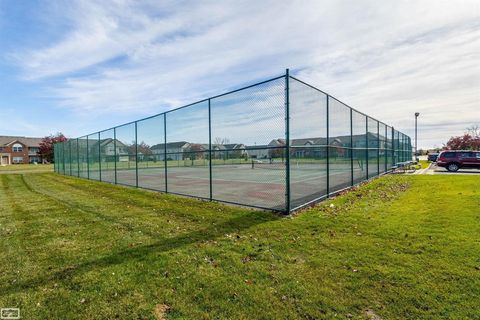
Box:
left=391, top=161, right=417, bottom=174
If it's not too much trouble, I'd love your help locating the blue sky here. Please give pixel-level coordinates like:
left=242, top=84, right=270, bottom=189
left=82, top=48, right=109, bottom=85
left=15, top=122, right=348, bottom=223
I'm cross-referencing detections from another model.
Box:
left=0, top=0, right=479, bottom=149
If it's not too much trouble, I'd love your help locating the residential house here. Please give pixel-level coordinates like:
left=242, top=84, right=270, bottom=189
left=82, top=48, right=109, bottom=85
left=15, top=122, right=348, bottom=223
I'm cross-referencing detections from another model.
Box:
left=150, top=141, right=191, bottom=160
left=246, top=140, right=285, bottom=159
left=0, top=136, right=44, bottom=165
left=219, top=143, right=247, bottom=159
left=85, top=138, right=130, bottom=162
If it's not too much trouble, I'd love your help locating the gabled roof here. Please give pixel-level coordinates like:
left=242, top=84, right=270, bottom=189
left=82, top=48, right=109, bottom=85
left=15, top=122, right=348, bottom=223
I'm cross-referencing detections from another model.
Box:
left=151, top=141, right=190, bottom=150
left=223, top=143, right=245, bottom=150
left=85, top=138, right=128, bottom=148
left=289, top=133, right=383, bottom=147
left=268, top=139, right=286, bottom=146
left=0, top=136, right=43, bottom=147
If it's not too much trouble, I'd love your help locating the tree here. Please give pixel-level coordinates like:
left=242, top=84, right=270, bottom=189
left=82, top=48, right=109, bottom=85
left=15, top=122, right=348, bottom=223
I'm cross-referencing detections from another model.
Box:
left=39, top=133, right=68, bottom=163
left=444, top=134, right=480, bottom=150
left=466, top=124, right=479, bottom=138
left=136, top=141, right=152, bottom=156
left=213, top=137, right=230, bottom=146
left=444, top=125, right=480, bottom=150
left=188, top=144, right=206, bottom=160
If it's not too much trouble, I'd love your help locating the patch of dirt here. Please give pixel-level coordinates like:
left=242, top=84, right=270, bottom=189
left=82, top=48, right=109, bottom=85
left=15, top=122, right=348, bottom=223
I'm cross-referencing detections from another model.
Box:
left=364, top=309, right=383, bottom=320
left=153, top=304, right=171, bottom=320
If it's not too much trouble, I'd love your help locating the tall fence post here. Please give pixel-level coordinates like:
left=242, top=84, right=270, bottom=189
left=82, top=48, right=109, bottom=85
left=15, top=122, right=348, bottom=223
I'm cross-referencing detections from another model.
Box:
left=164, top=114, right=168, bottom=193
left=377, top=121, right=380, bottom=175
left=391, top=127, right=395, bottom=169
left=365, top=117, right=369, bottom=179
left=62, top=142, right=66, bottom=174
left=208, top=99, right=213, bottom=201
left=86, top=136, right=90, bottom=179
left=135, top=121, right=139, bottom=188
left=76, top=138, right=80, bottom=177
left=326, top=95, right=330, bottom=197
left=350, top=108, right=353, bottom=186
left=114, top=128, right=117, bottom=184
left=285, top=69, right=291, bottom=213
left=98, top=132, right=102, bottom=181
left=385, top=126, right=388, bottom=172
left=69, top=140, right=72, bottom=176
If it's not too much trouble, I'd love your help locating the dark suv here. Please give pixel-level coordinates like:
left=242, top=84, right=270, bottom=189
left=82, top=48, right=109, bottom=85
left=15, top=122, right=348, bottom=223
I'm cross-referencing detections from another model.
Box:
left=436, top=150, right=480, bottom=172
left=427, top=153, right=439, bottom=162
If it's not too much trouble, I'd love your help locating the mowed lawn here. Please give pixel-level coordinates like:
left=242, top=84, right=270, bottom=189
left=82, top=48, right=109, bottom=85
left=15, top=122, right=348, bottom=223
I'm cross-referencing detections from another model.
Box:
left=0, top=164, right=53, bottom=173
left=0, top=173, right=479, bottom=319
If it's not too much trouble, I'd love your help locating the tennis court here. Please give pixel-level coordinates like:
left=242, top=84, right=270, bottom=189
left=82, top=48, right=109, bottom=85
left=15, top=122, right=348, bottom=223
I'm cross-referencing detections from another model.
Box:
left=54, top=70, right=412, bottom=213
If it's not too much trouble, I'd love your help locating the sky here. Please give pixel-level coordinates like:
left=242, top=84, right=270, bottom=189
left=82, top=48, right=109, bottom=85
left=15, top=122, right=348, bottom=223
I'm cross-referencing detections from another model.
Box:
left=0, top=0, right=479, bottom=149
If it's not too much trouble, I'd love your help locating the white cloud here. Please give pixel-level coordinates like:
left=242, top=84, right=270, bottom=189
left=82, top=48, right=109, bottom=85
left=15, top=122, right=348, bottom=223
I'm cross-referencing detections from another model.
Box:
left=7, top=0, right=480, bottom=148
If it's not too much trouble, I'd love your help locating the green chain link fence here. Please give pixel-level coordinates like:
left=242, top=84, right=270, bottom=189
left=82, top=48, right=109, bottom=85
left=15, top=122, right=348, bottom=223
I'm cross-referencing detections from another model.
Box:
left=54, top=70, right=413, bottom=213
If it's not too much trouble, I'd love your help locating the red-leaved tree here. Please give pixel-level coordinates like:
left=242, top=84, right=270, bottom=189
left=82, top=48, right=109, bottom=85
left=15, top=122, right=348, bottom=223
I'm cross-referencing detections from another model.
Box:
left=444, top=125, right=480, bottom=150
left=39, top=133, right=68, bottom=163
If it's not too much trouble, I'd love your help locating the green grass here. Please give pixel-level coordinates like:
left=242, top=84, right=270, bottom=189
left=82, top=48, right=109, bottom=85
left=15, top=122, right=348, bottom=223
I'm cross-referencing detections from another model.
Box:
left=0, top=164, right=53, bottom=173
left=418, top=160, right=430, bottom=169
left=0, top=173, right=478, bottom=319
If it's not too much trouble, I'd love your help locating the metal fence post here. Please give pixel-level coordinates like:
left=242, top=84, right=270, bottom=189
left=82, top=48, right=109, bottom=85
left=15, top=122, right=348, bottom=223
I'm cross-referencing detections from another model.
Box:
left=285, top=69, right=291, bottom=213
left=77, top=138, right=80, bottom=177
left=365, top=117, right=369, bottom=179
left=350, top=108, right=353, bottom=186
left=98, top=132, right=102, bottom=181
left=391, top=127, right=395, bottom=168
left=377, top=121, right=380, bottom=176
left=385, top=126, right=388, bottom=172
left=164, top=114, right=168, bottom=193
left=135, top=121, right=139, bottom=188
left=326, top=95, right=330, bottom=197
left=69, top=140, right=72, bottom=176
left=87, top=136, right=90, bottom=179
left=62, top=142, right=65, bottom=174
left=208, top=98, right=213, bottom=201
left=114, top=128, right=117, bottom=184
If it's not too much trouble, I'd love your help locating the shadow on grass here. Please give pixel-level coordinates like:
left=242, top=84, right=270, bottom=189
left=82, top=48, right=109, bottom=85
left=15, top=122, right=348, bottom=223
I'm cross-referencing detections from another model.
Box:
left=0, top=203, right=280, bottom=297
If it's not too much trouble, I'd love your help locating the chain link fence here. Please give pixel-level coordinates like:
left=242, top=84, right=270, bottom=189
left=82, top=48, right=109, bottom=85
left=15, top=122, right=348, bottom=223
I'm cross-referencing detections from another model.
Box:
left=54, top=70, right=412, bottom=213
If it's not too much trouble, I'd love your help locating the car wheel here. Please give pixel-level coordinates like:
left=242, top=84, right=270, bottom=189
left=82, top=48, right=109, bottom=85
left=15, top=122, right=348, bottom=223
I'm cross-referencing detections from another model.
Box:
left=447, top=163, right=459, bottom=172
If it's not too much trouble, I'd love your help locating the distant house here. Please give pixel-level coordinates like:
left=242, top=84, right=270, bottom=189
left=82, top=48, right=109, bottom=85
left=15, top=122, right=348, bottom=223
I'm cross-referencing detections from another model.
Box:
left=243, top=133, right=385, bottom=160
left=222, top=143, right=247, bottom=158
left=87, top=138, right=130, bottom=162
left=204, top=144, right=225, bottom=159
left=151, top=141, right=191, bottom=160
left=0, top=136, right=44, bottom=165
left=288, top=132, right=384, bottom=159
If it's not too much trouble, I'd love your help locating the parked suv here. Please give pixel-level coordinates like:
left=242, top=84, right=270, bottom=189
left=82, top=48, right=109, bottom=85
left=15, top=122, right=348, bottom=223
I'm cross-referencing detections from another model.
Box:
left=436, top=150, right=480, bottom=172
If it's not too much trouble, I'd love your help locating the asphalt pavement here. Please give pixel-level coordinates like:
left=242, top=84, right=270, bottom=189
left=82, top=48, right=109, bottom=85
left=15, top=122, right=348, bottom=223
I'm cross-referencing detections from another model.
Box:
left=420, top=163, right=480, bottom=175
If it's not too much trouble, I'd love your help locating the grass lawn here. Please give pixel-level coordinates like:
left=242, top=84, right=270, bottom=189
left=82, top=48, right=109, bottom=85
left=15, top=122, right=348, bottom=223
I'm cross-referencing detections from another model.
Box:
left=418, top=160, right=430, bottom=169
left=0, top=164, right=53, bottom=173
left=0, top=173, right=478, bottom=319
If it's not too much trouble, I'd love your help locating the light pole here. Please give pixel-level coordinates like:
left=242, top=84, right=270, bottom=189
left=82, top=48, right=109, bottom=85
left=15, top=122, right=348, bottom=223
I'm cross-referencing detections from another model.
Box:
left=415, top=112, right=420, bottom=160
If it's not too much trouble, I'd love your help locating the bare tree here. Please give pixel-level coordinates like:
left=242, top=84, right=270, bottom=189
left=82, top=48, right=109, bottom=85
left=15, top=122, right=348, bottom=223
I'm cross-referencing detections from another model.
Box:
left=213, top=137, right=230, bottom=146
left=466, top=124, right=479, bottom=138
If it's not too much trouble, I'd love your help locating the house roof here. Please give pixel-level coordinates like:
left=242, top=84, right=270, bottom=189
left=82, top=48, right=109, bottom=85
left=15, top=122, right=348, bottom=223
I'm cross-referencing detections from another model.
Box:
left=151, top=141, right=190, bottom=150
left=223, top=143, right=245, bottom=150
left=290, top=133, right=383, bottom=147
left=245, top=145, right=270, bottom=149
left=83, top=138, right=128, bottom=148
left=0, top=136, right=43, bottom=147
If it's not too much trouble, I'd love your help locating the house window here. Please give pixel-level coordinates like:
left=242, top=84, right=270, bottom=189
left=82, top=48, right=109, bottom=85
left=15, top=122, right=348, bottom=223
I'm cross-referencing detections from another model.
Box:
left=13, top=157, right=23, bottom=164
left=13, top=143, right=23, bottom=152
